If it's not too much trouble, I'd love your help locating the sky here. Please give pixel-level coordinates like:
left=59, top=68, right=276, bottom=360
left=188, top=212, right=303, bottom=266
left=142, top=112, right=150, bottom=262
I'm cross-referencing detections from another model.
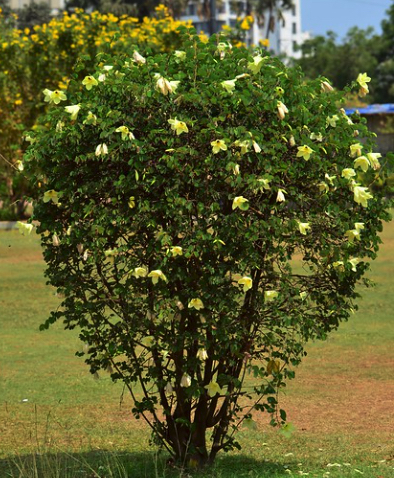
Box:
left=301, top=0, right=393, bottom=40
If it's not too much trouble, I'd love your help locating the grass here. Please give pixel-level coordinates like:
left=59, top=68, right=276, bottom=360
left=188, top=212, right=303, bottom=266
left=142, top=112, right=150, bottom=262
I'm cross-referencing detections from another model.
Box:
left=1, top=225, right=394, bottom=477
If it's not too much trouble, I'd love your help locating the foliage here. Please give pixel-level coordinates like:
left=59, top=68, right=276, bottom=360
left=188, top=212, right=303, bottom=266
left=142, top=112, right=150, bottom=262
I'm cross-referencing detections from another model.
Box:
left=23, top=29, right=390, bottom=467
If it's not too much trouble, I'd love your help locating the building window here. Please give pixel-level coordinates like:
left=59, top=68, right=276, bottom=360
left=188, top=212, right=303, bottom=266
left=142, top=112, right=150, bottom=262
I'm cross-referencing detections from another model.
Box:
left=292, top=22, right=297, bottom=34
left=292, top=40, right=298, bottom=52
left=187, top=3, right=196, bottom=15
left=292, top=5, right=296, bottom=16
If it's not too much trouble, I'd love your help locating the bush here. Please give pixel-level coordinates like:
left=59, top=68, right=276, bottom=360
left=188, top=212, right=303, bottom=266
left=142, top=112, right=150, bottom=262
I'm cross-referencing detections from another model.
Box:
left=24, top=31, right=390, bottom=467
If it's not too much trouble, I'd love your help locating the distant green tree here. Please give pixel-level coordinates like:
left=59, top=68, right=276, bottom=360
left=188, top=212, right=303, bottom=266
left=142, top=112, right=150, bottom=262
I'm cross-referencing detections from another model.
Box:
left=296, top=27, right=381, bottom=100
left=373, top=4, right=394, bottom=103
left=16, top=1, right=53, bottom=30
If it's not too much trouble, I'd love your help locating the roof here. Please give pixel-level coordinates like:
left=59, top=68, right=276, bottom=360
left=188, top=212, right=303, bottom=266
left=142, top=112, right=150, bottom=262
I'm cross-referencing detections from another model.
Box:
left=345, top=104, right=394, bottom=115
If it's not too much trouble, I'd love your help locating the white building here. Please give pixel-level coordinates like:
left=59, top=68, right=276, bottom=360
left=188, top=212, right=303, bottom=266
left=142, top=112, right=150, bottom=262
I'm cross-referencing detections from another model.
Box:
left=181, top=0, right=308, bottom=59
left=8, top=0, right=64, bottom=13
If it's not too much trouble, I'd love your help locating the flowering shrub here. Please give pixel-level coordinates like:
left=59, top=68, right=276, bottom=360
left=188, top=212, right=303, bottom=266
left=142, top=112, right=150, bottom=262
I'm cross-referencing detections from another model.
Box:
left=24, top=30, right=389, bottom=467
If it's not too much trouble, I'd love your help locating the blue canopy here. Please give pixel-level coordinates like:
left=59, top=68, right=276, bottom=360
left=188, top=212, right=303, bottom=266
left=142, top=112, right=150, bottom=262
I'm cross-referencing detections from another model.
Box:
left=345, top=104, right=394, bottom=115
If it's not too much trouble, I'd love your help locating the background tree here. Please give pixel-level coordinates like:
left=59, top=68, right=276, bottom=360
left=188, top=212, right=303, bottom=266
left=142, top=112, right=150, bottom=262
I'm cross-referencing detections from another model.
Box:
left=373, top=3, right=394, bottom=103
left=15, top=1, right=52, bottom=30
left=296, top=27, right=381, bottom=99
left=24, top=31, right=390, bottom=468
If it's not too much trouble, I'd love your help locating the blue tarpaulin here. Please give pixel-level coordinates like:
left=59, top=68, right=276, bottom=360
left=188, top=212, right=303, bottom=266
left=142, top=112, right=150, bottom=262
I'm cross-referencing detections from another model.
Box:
left=345, top=104, right=394, bottom=115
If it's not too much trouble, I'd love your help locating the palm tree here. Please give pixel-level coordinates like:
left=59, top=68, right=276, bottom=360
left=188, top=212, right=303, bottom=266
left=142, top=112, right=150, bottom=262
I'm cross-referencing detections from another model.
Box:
left=231, top=0, right=294, bottom=39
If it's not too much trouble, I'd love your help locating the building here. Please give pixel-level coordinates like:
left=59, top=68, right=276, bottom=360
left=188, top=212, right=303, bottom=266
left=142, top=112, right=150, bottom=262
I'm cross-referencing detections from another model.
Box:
left=8, top=0, right=64, bottom=13
left=345, top=104, right=394, bottom=157
left=180, top=0, right=308, bottom=58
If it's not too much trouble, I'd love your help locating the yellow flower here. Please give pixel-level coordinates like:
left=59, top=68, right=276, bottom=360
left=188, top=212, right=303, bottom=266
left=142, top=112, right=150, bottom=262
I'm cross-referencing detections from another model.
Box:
left=353, top=186, right=373, bottom=208
left=348, top=257, right=361, bottom=272
left=342, top=168, right=356, bottom=179
left=277, top=101, right=289, bottom=120
left=221, top=79, right=237, bottom=94
left=349, top=143, right=363, bottom=158
left=354, top=222, right=364, bottom=231
left=82, top=75, right=99, bottom=90
left=43, top=189, right=59, bottom=204
left=188, top=298, right=204, bottom=310
left=234, top=140, right=250, bottom=155
left=346, top=228, right=361, bottom=243
left=155, top=75, right=179, bottom=95
left=83, top=111, right=97, bottom=125
left=276, top=189, right=286, bottom=202
left=174, top=50, right=186, bottom=61
left=258, top=178, right=271, bottom=190
left=318, top=182, right=329, bottom=194
left=367, top=152, right=381, bottom=170
left=168, top=118, right=189, bottom=135
left=354, top=156, right=370, bottom=172
left=265, top=290, right=279, bottom=302
left=25, top=134, right=36, bottom=144
left=64, top=104, right=81, bottom=121
left=296, top=145, right=314, bottom=161
left=148, top=270, right=167, bottom=284
left=43, top=88, right=53, bottom=103
left=133, top=50, right=146, bottom=64
left=95, top=143, right=108, bottom=156
left=238, top=276, right=253, bottom=292
left=16, top=221, right=34, bottom=235
left=170, top=246, right=183, bottom=257
left=325, top=174, right=336, bottom=185
left=232, top=196, right=249, bottom=211
left=326, top=115, right=339, bottom=127
left=180, top=374, right=192, bottom=388
left=298, top=222, right=311, bottom=235
left=356, top=72, right=371, bottom=96
left=332, top=261, right=345, bottom=271
left=321, top=80, right=334, bottom=93
left=128, top=197, right=136, bottom=208
left=252, top=141, right=261, bottom=153
left=310, top=132, right=323, bottom=142
left=205, top=380, right=223, bottom=397
left=16, top=160, right=24, bottom=172
left=116, top=125, right=135, bottom=141
left=133, top=266, right=148, bottom=278
left=50, top=90, right=67, bottom=104
left=248, top=55, right=265, bottom=74
left=211, top=139, right=227, bottom=154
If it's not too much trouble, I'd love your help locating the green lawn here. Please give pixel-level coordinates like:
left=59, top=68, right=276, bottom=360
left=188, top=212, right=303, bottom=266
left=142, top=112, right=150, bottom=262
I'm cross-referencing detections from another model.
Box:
left=1, top=225, right=393, bottom=478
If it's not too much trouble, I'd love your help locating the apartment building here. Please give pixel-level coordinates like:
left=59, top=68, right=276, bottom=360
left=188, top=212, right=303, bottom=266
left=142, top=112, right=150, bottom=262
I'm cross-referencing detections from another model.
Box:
left=8, top=0, right=64, bottom=13
left=181, top=0, right=308, bottom=58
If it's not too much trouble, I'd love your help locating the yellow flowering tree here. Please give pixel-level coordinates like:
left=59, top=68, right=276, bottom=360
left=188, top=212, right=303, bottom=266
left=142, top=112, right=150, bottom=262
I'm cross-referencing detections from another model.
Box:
left=24, top=30, right=390, bottom=468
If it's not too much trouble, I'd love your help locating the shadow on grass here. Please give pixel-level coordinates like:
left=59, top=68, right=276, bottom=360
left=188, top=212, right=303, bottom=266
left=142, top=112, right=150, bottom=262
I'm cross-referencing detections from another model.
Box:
left=0, top=449, right=289, bottom=478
